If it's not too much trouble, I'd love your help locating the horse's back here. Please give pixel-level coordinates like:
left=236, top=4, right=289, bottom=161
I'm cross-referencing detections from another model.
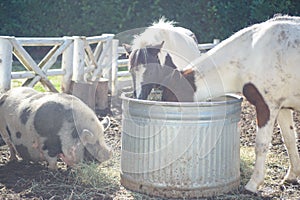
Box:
left=268, top=15, right=300, bottom=22
left=253, top=16, right=300, bottom=70
left=250, top=16, right=300, bottom=108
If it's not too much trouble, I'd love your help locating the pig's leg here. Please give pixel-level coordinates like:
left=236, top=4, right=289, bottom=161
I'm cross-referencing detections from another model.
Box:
left=0, top=126, right=18, bottom=160
left=7, top=142, right=18, bottom=160
left=59, top=153, right=75, bottom=167
left=45, top=155, right=58, bottom=170
left=41, top=150, right=58, bottom=170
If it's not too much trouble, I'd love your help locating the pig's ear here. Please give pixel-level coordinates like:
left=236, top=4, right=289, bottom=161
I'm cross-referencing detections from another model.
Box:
left=100, top=116, right=111, bottom=131
left=81, top=129, right=94, bottom=145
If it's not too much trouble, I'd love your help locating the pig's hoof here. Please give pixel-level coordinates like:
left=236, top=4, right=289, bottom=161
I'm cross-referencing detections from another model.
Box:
left=245, top=181, right=258, bottom=193
left=48, top=163, right=58, bottom=170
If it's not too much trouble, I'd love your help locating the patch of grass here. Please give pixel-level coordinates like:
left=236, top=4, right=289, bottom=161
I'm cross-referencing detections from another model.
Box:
left=33, top=76, right=62, bottom=92
left=65, top=153, right=124, bottom=199
left=11, top=76, right=62, bottom=92
left=118, top=66, right=128, bottom=72
left=71, top=162, right=119, bottom=190
left=240, top=146, right=255, bottom=186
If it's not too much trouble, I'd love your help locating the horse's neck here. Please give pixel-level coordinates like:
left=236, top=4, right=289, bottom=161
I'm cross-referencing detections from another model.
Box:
left=192, top=50, right=246, bottom=101
left=161, top=67, right=196, bottom=102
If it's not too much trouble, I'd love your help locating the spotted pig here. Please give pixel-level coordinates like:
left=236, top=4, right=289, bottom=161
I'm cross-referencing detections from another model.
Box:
left=0, top=87, right=111, bottom=169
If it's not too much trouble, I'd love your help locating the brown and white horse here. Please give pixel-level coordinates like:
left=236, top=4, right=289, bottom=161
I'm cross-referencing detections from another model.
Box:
left=126, top=15, right=300, bottom=193
left=124, top=17, right=200, bottom=99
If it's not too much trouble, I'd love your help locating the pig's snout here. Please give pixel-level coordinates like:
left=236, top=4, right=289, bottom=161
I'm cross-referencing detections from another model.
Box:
left=83, top=142, right=112, bottom=163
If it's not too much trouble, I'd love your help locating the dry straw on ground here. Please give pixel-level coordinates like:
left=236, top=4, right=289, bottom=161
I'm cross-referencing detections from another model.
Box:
left=0, top=100, right=300, bottom=199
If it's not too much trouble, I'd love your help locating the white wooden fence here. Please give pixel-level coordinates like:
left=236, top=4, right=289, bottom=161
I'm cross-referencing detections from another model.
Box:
left=0, top=35, right=219, bottom=95
left=0, top=35, right=118, bottom=94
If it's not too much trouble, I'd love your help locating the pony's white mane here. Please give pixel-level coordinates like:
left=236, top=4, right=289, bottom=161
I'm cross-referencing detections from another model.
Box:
left=131, top=17, right=177, bottom=49
left=151, top=17, right=177, bottom=30
left=131, top=17, right=201, bottom=70
left=268, top=14, right=300, bottom=22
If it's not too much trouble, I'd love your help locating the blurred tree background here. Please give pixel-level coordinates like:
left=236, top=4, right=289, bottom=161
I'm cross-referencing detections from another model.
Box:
left=0, top=0, right=299, bottom=43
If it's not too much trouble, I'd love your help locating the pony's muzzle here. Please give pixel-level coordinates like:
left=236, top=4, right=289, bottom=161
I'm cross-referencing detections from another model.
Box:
left=137, top=84, right=155, bottom=100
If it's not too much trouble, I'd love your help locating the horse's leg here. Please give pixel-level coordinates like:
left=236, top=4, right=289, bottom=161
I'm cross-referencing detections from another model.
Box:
left=245, top=122, right=274, bottom=193
left=277, top=109, right=300, bottom=184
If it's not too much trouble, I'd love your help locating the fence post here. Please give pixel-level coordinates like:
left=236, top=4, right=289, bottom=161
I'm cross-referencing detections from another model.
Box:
left=72, top=36, right=85, bottom=82
left=61, top=37, right=74, bottom=93
left=101, top=38, right=112, bottom=92
left=213, top=39, right=220, bottom=45
left=111, top=39, right=119, bottom=96
left=0, top=37, right=13, bottom=93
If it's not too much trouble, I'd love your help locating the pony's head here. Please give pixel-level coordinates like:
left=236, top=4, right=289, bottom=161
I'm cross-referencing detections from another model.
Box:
left=123, top=17, right=200, bottom=101
left=124, top=41, right=196, bottom=102
left=124, top=41, right=165, bottom=99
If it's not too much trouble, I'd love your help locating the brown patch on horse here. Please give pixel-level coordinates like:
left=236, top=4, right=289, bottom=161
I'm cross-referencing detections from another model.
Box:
left=160, top=53, right=196, bottom=102
left=161, top=68, right=196, bottom=102
left=164, top=53, right=177, bottom=69
left=128, top=42, right=164, bottom=71
left=243, top=83, right=270, bottom=128
left=161, top=87, right=178, bottom=102
left=182, top=69, right=196, bottom=92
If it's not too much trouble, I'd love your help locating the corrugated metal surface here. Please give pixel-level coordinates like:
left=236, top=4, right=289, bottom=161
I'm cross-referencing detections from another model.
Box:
left=120, top=93, right=242, bottom=198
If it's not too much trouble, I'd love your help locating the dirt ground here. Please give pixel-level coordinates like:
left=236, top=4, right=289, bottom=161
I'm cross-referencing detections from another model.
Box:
left=0, top=89, right=300, bottom=199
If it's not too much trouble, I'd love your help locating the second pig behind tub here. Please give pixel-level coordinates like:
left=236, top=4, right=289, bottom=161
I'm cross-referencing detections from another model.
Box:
left=0, top=87, right=112, bottom=169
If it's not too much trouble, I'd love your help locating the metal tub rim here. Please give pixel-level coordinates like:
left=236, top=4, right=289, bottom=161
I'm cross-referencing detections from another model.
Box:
left=120, top=92, right=243, bottom=107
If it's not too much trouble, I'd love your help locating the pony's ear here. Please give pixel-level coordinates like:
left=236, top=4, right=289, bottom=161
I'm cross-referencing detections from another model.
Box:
left=122, top=43, right=132, bottom=57
left=148, top=41, right=165, bottom=55
left=154, top=41, right=164, bottom=50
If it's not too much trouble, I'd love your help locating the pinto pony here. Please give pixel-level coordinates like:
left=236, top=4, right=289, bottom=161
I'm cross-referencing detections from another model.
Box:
left=126, top=15, right=300, bottom=193
left=124, top=18, right=200, bottom=99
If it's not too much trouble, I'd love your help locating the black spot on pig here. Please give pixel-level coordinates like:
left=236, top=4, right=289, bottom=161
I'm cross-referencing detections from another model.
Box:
left=15, top=144, right=31, bottom=161
left=5, top=125, right=11, bottom=138
left=0, top=94, right=8, bottom=106
left=71, top=126, right=79, bottom=139
left=34, top=102, right=64, bottom=137
left=34, top=102, right=65, bottom=158
left=42, top=137, right=63, bottom=157
left=20, top=106, right=31, bottom=124
left=16, top=131, right=22, bottom=139
left=65, top=109, right=74, bottom=123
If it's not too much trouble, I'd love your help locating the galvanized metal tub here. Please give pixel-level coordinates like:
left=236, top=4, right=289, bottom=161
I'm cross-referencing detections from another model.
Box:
left=120, top=93, right=242, bottom=198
